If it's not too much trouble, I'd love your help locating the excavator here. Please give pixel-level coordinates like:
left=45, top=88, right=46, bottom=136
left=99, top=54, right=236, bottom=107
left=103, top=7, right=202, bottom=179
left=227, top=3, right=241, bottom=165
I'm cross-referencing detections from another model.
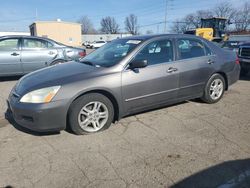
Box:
left=185, top=17, right=229, bottom=42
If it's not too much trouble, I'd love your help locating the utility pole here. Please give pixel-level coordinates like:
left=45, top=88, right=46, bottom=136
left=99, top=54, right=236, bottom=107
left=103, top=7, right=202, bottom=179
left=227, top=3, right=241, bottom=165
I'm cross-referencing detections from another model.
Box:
left=164, top=0, right=168, bottom=33
left=35, top=8, right=38, bottom=20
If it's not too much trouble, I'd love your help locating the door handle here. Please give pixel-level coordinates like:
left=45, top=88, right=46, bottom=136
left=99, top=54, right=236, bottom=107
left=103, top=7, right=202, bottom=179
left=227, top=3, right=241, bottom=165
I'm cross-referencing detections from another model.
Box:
left=167, top=67, right=178, bottom=73
left=48, top=51, right=55, bottom=55
left=11, top=52, right=19, bottom=56
left=207, top=59, right=214, bottom=64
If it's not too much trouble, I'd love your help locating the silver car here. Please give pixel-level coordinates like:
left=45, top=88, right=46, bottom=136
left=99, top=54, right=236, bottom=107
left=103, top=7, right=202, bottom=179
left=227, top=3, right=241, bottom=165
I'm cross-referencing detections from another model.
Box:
left=0, top=35, right=86, bottom=76
left=8, top=34, right=240, bottom=135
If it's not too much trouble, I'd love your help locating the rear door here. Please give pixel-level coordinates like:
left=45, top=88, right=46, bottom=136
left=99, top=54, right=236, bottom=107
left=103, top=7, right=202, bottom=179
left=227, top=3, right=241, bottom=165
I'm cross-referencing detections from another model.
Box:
left=122, top=38, right=179, bottom=113
left=0, top=37, right=23, bottom=76
left=174, top=38, right=216, bottom=98
left=21, top=38, right=58, bottom=73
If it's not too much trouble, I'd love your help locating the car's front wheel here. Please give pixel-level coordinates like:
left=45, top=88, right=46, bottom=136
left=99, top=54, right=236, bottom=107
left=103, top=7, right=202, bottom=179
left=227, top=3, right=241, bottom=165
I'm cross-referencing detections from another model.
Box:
left=68, top=93, right=114, bottom=135
left=201, top=74, right=225, bottom=104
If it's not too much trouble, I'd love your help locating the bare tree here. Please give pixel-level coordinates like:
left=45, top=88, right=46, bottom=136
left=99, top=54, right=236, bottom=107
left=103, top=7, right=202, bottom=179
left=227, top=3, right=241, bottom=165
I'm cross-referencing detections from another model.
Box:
left=184, top=10, right=214, bottom=29
left=213, top=1, right=236, bottom=20
left=100, top=17, right=119, bottom=34
left=124, top=14, right=139, bottom=35
left=171, top=20, right=191, bottom=33
left=171, top=9, right=214, bottom=33
left=78, top=16, right=97, bottom=34
left=234, top=2, right=250, bottom=31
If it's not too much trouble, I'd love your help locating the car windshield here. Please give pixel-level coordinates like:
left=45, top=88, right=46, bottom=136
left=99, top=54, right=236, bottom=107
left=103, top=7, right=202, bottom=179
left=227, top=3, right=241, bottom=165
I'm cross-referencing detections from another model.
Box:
left=81, top=39, right=142, bottom=67
left=222, top=41, right=240, bottom=49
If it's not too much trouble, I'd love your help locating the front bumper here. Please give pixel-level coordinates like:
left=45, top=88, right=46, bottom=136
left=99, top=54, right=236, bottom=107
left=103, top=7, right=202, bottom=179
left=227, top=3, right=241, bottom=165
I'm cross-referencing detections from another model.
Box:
left=7, top=94, right=69, bottom=132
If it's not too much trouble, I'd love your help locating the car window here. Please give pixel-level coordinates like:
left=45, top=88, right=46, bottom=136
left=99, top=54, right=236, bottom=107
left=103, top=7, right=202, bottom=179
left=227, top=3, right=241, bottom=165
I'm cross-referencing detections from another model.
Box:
left=204, top=44, right=213, bottom=56
left=0, top=38, right=19, bottom=51
left=47, top=42, right=54, bottom=48
left=96, top=41, right=105, bottom=44
left=133, top=39, right=173, bottom=65
left=177, top=39, right=206, bottom=59
left=82, top=39, right=142, bottom=67
left=23, top=39, right=48, bottom=49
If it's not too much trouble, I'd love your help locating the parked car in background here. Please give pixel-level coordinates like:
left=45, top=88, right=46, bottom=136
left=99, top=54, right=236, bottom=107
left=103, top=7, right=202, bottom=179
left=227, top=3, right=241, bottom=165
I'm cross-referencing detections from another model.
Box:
left=87, top=41, right=106, bottom=49
left=221, top=35, right=250, bottom=53
left=238, top=42, right=250, bottom=76
left=0, top=35, right=86, bottom=77
left=82, top=41, right=90, bottom=47
left=8, top=34, right=240, bottom=135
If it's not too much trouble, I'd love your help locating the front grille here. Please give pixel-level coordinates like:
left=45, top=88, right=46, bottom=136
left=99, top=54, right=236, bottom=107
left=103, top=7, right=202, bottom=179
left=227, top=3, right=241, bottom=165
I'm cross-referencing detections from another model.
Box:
left=240, top=47, right=250, bottom=57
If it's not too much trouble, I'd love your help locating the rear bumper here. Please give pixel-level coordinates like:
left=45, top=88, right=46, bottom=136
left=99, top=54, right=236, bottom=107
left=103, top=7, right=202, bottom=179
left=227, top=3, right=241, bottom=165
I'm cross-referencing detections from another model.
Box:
left=8, top=95, right=69, bottom=132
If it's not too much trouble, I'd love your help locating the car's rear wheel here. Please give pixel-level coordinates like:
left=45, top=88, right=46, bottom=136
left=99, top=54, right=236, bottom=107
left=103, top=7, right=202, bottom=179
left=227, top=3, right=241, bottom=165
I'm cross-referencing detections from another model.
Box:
left=201, top=74, right=225, bottom=104
left=68, top=93, right=114, bottom=135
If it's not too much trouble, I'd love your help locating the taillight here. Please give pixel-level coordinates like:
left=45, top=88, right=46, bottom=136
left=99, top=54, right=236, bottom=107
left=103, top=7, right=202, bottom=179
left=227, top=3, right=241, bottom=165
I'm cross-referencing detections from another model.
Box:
left=236, top=57, right=240, bottom=64
left=79, top=51, right=86, bottom=57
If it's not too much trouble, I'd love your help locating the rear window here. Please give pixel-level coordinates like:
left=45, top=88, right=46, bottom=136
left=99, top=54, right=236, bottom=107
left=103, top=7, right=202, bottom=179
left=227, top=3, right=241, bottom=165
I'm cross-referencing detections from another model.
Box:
left=177, top=39, right=206, bottom=59
left=222, top=41, right=239, bottom=49
left=23, top=38, right=49, bottom=49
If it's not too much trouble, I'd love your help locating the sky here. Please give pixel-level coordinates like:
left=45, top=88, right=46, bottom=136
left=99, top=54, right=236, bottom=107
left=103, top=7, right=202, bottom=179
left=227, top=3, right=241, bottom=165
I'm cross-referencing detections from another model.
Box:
left=0, top=0, right=245, bottom=34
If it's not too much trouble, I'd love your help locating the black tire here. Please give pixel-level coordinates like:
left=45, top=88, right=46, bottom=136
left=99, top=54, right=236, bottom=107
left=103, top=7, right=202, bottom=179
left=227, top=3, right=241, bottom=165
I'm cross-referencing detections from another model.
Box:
left=201, top=74, right=226, bottom=104
left=68, top=93, right=114, bottom=135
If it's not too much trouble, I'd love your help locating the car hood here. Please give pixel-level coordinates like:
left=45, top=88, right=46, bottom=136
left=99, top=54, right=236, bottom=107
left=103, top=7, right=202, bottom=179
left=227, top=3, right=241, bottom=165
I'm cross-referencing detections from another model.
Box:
left=15, top=61, right=101, bottom=95
left=240, top=42, right=250, bottom=47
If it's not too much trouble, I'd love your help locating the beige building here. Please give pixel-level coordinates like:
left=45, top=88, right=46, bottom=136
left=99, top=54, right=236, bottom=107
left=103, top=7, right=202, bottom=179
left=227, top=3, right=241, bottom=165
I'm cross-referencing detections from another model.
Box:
left=30, top=20, right=82, bottom=46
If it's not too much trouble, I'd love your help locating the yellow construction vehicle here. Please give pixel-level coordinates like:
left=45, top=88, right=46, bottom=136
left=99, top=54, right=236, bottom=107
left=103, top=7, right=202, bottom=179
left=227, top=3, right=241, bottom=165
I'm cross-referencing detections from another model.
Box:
left=185, top=17, right=229, bottom=42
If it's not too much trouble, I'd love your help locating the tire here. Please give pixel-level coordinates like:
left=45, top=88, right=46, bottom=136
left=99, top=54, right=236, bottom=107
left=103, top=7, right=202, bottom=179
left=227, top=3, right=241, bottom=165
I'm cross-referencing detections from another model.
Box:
left=68, top=93, right=114, bottom=135
left=201, top=74, right=226, bottom=104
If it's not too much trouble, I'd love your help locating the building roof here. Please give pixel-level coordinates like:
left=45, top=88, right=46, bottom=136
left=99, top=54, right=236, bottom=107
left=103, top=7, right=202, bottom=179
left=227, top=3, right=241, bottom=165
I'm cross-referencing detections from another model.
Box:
left=30, top=20, right=81, bottom=28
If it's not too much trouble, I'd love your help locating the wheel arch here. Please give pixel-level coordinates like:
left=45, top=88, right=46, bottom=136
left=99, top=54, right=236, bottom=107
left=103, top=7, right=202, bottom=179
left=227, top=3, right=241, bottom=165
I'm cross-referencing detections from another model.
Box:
left=67, top=89, right=120, bottom=123
left=216, top=71, right=228, bottom=90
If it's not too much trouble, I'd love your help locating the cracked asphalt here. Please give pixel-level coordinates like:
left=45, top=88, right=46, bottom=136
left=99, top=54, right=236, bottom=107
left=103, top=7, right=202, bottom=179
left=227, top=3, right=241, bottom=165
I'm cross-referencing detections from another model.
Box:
left=0, top=74, right=250, bottom=188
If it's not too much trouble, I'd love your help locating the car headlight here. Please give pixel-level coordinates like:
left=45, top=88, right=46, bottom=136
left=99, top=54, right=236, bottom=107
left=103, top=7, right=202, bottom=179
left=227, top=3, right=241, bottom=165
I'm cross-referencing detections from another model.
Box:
left=20, top=86, right=61, bottom=103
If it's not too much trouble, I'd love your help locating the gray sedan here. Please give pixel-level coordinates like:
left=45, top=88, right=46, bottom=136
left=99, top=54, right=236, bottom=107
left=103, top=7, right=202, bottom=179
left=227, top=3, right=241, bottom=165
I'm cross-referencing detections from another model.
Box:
left=8, top=34, right=240, bottom=134
left=0, top=35, right=86, bottom=77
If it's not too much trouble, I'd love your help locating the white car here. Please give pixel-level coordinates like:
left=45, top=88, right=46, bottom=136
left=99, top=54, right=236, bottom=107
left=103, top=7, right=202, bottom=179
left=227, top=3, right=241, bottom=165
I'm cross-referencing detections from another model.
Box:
left=89, top=41, right=106, bottom=49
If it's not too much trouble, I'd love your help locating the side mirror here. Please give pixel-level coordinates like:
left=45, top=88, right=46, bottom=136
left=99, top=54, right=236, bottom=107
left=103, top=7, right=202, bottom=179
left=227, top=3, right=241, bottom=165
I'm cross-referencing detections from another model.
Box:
left=129, top=59, right=148, bottom=69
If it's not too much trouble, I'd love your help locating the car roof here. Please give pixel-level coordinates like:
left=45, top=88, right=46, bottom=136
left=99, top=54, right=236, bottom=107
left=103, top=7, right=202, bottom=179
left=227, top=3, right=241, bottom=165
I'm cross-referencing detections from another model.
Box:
left=0, top=35, right=55, bottom=42
left=120, top=34, right=203, bottom=41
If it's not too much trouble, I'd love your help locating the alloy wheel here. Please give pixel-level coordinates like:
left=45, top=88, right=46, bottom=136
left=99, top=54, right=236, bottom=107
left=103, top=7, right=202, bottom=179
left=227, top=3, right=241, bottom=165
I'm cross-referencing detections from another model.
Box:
left=78, top=101, right=109, bottom=132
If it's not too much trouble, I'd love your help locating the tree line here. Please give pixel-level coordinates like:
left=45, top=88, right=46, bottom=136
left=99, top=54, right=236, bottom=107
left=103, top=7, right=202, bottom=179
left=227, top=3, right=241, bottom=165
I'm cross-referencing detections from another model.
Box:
left=78, top=14, right=139, bottom=35
left=78, top=1, right=249, bottom=35
left=171, top=1, right=250, bottom=33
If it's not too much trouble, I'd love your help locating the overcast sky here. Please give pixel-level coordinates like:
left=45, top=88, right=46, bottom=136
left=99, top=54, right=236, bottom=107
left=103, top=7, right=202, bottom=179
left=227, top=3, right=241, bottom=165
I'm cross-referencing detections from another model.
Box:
left=0, top=0, right=245, bottom=34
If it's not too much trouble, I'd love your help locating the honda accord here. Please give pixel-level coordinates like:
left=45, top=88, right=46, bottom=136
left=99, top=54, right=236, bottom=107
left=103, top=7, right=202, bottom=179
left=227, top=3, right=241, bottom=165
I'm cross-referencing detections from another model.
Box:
left=8, top=34, right=240, bottom=134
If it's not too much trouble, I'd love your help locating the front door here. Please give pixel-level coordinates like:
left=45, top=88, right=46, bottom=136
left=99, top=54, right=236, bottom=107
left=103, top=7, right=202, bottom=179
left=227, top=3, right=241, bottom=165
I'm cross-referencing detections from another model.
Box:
left=122, top=38, right=179, bottom=113
left=21, top=38, right=58, bottom=73
left=0, top=38, right=23, bottom=76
